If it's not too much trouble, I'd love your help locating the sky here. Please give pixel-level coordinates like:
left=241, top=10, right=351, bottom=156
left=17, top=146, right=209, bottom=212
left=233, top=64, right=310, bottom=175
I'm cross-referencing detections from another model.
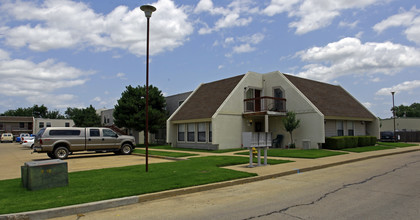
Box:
left=0, top=0, right=419, bottom=119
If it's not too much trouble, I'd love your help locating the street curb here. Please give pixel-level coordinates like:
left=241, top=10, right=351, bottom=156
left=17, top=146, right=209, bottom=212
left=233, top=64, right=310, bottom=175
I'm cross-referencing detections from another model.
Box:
left=1, top=147, right=419, bottom=220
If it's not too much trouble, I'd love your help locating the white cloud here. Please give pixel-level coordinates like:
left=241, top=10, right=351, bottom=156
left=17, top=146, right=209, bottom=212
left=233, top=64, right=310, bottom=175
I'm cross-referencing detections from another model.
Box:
left=116, top=72, right=126, bottom=79
left=0, top=49, right=92, bottom=103
left=339, top=20, right=359, bottom=29
left=376, top=80, right=420, bottom=96
left=224, top=33, right=265, bottom=56
left=263, top=0, right=301, bottom=16
left=263, top=0, right=379, bottom=34
left=232, top=44, right=255, bottom=54
left=362, top=102, right=373, bottom=109
left=195, top=0, right=255, bottom=34
left=0, top=0, right=193, bottom=56
left=373, top=6, right=420, bottom=45
left=296, top=37, right=420, bottom=81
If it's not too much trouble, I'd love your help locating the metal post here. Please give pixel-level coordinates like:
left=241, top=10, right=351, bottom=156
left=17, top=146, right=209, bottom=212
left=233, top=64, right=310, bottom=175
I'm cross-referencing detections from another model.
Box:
left=140, top=5, right=156, bottom=172
left=145, top=16, right=150, bottom=172
left=391, top=91, right=396, bottom=142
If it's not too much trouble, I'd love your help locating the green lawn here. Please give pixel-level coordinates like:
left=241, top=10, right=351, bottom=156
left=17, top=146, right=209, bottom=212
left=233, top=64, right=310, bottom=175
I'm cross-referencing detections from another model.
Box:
left=377, top=142, right=418, bottom=148
left=133, top=149, right=198, bottom=158
left=138, top=144, right=244, bottom=153
left=341, top=145, right=395, bottom=153
left=236, top=149, right=347, bottom=159
left=0, top=156, right=291, bottom=214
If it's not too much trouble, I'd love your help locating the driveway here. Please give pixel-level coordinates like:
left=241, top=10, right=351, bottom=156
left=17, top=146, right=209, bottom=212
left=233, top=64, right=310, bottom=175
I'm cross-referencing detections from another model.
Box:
left=0, top=142, right=172, bottom=180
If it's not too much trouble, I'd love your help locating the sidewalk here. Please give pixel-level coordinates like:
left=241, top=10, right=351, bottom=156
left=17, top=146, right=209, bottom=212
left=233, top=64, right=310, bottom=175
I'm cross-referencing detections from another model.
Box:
left=2, top=145, right=419, bottom=220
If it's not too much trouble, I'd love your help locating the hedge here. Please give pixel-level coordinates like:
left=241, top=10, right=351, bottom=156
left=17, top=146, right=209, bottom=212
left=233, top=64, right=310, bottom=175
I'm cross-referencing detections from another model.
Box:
left=323, top=136, right=377, bottom=150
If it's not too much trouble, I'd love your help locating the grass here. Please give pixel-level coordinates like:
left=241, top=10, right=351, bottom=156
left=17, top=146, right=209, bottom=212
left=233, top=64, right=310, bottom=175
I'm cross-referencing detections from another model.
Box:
left=377, top=142, right=418, bottom=148
left=236, top=149, right=347, bottom=159
left=133, top=149, right=198, bottom=158
left=0, top=156, right=291, bottom=214
left=341, top=145, right=395, bottom=153
left=137, top=144, right=244, bottom=153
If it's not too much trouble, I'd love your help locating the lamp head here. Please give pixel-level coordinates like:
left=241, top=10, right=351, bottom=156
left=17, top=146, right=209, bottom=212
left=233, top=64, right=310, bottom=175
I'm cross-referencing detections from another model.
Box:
left=140, top=5, right=156, bottom=18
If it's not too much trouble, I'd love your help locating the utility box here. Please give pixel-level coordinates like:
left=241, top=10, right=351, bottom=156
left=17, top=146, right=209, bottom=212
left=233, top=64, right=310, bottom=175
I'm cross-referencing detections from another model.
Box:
left=21, top=159, right=68, bottom=191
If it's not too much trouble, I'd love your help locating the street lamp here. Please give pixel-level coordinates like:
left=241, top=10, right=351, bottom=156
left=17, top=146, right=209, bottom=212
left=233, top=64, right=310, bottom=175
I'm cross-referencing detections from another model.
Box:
left=391, top=91, right=396, bottom=142
left=140, top=4, right=156, bottom=172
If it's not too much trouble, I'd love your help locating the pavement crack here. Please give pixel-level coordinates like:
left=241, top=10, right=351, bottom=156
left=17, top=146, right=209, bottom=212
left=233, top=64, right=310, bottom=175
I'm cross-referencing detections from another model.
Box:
left=242, top=160, right=420, bottom=220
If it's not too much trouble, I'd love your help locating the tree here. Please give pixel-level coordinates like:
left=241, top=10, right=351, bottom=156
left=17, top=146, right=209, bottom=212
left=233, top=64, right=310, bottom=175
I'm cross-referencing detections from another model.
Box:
left=65, top=105, right=101, bottom=127
left=393, top=103, right=420, bottom=118
left=283, top=111, right=300, bottom=148
left=113, top=85, right=167, bottom=134
left=1, top=104, right=64, bottom=118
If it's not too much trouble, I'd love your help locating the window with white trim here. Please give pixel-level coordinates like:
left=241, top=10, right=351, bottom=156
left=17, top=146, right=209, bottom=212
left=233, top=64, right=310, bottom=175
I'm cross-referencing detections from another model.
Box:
left=336, top=121, right=344, bottom=136
left=187, top=123, right=195, bottom=142
left=178, top=124, right=185, bottom=141
left=198, top=123, right=206, bottom=142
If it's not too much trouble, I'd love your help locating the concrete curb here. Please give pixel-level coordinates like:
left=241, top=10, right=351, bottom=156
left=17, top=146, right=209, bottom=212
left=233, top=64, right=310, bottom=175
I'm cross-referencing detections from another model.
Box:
left=1, top=147, right=419, bottom=220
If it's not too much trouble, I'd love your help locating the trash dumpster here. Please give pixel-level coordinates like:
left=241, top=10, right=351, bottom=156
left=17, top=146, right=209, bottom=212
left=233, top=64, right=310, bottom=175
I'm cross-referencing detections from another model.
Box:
left=21, top=159, right=68, bottom=191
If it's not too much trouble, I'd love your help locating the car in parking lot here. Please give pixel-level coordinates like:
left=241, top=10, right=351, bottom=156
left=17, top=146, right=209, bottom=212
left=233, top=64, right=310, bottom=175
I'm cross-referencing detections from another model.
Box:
left=17, top=133, right=31, bottom=143
left=1, top=133, right=14, bottom=143
left=22, top=137, right=35, bottom=148
left=33, top=127, right=136, bottom=159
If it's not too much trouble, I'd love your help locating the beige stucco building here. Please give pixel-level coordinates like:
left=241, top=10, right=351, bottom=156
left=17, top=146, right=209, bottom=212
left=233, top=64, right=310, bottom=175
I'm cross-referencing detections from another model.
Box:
left=167, top=71, right=379, bottom=150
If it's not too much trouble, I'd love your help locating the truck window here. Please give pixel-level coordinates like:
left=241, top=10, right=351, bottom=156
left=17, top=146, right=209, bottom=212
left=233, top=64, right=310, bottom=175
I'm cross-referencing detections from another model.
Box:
left=103, top=129, right=117, bottom=137
left=49, top=130, right=81, bottom=136
left=90, top=129, right=100, bottom=137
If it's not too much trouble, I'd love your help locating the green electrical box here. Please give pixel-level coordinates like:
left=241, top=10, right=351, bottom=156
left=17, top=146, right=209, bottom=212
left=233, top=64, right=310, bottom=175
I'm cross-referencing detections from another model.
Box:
left=21, top=159, right=68, bottom=191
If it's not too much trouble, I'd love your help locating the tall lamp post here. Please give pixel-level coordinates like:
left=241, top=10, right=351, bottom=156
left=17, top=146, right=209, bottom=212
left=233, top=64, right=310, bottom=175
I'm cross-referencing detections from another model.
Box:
left=140, top=5, right=156, bottom=172
left=391, top=91, right=396, bottom=142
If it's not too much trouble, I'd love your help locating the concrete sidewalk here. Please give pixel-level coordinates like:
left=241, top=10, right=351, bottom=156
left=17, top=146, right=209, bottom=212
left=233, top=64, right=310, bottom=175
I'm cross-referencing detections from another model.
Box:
left=2, top=145, right=419, bottom=220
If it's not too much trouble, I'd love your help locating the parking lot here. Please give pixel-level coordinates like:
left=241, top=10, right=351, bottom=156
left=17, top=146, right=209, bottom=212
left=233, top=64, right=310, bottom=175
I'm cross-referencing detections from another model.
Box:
left=0, top=142, right=172, bottom=180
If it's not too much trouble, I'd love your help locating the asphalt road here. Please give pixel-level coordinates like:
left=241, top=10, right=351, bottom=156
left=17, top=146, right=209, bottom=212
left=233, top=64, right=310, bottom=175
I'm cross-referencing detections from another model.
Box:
left=54, top=150, right=420, bottom=220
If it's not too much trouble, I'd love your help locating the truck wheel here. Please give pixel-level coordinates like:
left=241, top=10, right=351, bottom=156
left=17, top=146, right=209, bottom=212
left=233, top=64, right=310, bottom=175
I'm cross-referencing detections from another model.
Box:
left=120, top=144, right=133, bottom=155
left=54, top=146, right=69, bottom=159
left=47, top=152, right=55, bottom=159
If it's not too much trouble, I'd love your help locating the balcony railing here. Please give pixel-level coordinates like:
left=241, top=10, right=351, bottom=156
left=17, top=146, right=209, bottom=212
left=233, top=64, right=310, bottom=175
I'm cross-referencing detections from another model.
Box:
left=244, top=96, right=286, bottom=113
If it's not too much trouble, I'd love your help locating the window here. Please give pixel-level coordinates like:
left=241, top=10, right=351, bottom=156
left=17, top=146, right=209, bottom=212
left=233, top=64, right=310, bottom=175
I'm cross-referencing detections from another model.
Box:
left=336, top=121, right=344, bottom=136
left=65, top=122, right=70, bottom=127
left=49, top=130, right=81, bottom=136
left=39, top=122, right=44, bottom=128
left=46, top=122, right=51, bottom=127
left=209, top=122, right=212, bottom=142
left=273, top=88, right=284, bottom=111
left=103, top=129, right=117, bottom=137
left=187, top=123, right=195, bottom=142
left=178, top=124, right=185, bottom=141
left=198, top=123, right=206, bottom=142
left=19, top=122, right=25, bottom=128
left=347, top=121, right=354, bottom=136
left=0, top=123, right=3, bottom=130
left=90, top=129, right=100, bottom=137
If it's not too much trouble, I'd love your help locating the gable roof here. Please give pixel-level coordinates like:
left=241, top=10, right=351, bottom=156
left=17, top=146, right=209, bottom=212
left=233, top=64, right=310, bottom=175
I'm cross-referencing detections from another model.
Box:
left=284, top=74, right=376, bottom=119
left=171, top=75, right=244, bottom=121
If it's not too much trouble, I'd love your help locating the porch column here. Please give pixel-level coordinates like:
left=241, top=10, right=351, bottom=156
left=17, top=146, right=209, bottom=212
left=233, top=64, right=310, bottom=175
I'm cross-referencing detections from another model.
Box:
left=265, top=115, right=269, bottom=132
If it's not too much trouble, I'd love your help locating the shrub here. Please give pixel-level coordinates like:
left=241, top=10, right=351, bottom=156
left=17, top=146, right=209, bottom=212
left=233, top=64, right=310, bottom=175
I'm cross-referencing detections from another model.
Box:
left=324, top=136, right=377, bottom=149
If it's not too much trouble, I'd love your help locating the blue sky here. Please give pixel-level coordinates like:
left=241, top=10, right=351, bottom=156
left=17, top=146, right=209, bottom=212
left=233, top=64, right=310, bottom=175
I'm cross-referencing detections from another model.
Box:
left=0, top=0, right=419, bottom=119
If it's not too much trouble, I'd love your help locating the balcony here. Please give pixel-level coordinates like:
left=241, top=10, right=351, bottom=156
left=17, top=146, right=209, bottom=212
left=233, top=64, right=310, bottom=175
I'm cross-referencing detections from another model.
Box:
left=244, top=96, right=286, bottom=114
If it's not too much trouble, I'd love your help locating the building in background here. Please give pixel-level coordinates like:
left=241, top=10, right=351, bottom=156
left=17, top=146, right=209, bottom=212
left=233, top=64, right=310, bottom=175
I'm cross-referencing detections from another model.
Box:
left=33, top=118, right=75, bottom=134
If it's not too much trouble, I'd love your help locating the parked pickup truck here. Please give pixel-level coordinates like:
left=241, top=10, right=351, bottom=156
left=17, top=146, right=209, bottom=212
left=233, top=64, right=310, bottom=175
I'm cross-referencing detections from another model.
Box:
left=33, top=127, right=136, bottom=159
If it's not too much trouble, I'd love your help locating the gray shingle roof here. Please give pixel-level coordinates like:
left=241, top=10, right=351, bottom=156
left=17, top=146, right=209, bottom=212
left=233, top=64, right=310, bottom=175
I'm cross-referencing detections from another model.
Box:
left=284, top=74, right=376, bottom=119
left=171, top=75, right=244, bottom=121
